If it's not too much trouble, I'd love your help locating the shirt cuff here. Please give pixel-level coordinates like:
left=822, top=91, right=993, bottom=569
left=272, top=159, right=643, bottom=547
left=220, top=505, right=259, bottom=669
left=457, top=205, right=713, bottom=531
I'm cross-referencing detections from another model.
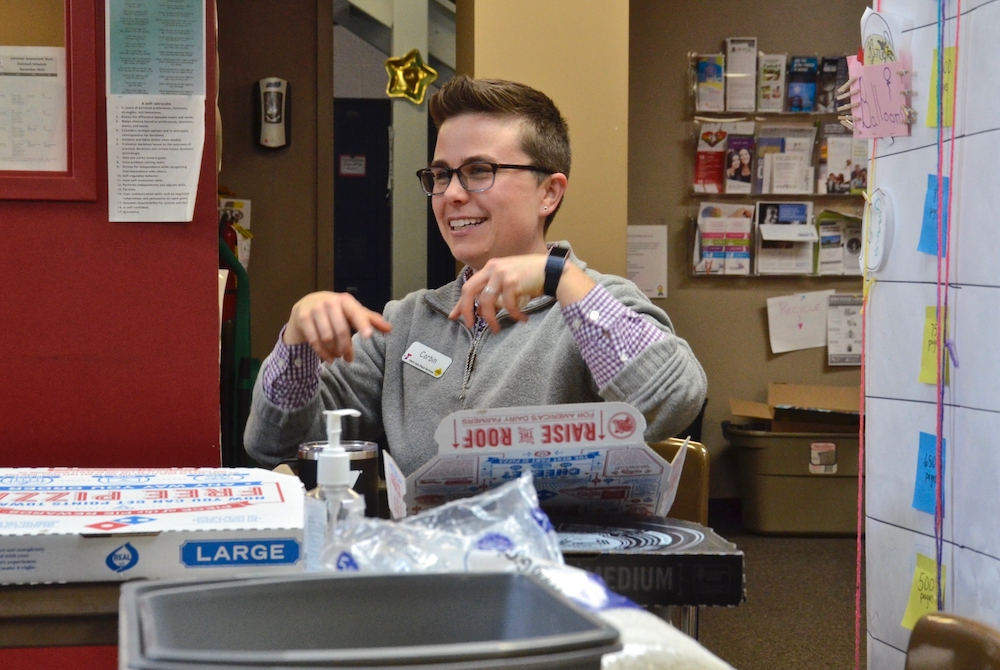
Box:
left=562, top=284, right=666, bottom=389
left=261, top=326, right=322, bottom=408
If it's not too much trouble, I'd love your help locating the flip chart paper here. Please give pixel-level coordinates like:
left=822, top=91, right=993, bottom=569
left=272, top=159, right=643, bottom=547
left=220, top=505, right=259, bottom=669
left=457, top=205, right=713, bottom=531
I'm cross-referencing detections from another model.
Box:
left=913, top=432, right=946, bottom=515
left=918, top=306, right=949, bottom=385
left=848, top=56, right=913, bottom=139
left=916, top=174, right=951, bottom=256
left=766, top=290, right=836, bottom=354
left=901, top=553, right=945, bottom=630
left=926, top=47, right=957, bottom=128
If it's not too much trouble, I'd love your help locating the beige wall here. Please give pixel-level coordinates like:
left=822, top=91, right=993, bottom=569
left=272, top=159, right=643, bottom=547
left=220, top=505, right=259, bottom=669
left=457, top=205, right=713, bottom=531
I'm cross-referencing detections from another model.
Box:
left=460, top=0, right=630, bottom=276
left=217, top=0, right=333, bottom=360
left=630, top=0, right=868, bottom=497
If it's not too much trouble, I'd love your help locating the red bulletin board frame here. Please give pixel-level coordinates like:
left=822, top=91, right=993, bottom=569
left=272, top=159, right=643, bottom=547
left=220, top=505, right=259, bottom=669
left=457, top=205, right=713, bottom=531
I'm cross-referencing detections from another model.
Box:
left=0, top=0, right=98, bottom=202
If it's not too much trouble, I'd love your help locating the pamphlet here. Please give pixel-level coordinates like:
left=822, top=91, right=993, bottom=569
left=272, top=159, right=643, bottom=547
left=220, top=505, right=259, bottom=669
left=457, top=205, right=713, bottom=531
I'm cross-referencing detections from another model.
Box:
left=694, top=123, right=728, bottom=193
left=755, top=201, right=816, bottom=274
left=725, top=37, right=758, bottom=112
left=724, top=123, right=755, bottom=194
left=754, top=134, right=784, bottom=194
left=767, top=153, right=812, bottom=194
left=695, top=54, right=725, bottom=113
left=850, top=139, right=869, bottom=193
left=694, top=202, right=755, bottom=275
left=756, top=124, right=817, bottom=194
left=404, top=403, right=686, bottom=518
left=825, top=136, right=854, bottom=194
left=815, top=56, right=847, bottom=112
left=817, top=211, right=863, bottom=276
left=786, top=56, right=819, bottom=112
left=757, top=54, right=787, bottom=112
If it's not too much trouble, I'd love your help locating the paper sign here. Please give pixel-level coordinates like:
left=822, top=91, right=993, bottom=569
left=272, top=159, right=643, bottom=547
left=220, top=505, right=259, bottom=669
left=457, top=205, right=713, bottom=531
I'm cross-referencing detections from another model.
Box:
left=901, top=553, right=946, bottom=630
left=917, top=175, right=951, bottom=256
left=627, top=226, right=668, bottom=298
left=926, top=47, right=956, bottom=128
left=382, top=451, right=407, bottom=519
left=827, top=294, right=863, bottom=366
left=766, top=290, right=836, bottom=354
left=918, top=306, right=949, bottom=385
left=848, top=56, right=913, bottom=139
left=913, top=432, right=946, bottom=515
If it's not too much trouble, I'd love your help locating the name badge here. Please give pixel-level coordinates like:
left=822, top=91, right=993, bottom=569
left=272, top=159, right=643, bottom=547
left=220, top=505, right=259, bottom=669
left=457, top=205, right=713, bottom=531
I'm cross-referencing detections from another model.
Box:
left=402, top=342, right=452, bottom=378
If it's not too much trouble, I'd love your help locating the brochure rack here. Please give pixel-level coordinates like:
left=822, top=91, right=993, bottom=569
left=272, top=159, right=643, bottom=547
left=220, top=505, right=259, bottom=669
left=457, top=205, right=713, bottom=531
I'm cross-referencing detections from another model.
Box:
left=686, top=52, right=865, bottom=277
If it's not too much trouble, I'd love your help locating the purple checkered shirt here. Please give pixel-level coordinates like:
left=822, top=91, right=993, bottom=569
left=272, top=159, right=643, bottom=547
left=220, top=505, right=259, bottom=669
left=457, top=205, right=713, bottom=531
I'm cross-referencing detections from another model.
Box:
left=262, top=278, right=664, bottom=409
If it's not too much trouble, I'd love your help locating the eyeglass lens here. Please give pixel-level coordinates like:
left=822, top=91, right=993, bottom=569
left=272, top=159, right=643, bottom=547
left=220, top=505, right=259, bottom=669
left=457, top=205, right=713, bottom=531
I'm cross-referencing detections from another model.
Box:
left=420, top=163, right=495, bottom=195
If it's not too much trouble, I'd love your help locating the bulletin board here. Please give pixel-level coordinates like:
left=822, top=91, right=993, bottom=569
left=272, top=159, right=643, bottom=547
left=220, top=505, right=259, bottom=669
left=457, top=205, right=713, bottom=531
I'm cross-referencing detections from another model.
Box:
left=864, top=0, right=1000, bottom=667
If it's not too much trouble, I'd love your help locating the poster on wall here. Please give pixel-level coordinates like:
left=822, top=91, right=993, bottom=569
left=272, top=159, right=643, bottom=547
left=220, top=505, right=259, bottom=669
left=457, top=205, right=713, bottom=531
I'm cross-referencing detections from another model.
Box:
left=627, top=225, right=668, bottom=298
left=106, top=0, right=206, bottom=222
left=0, top=46, right=67, bottom=172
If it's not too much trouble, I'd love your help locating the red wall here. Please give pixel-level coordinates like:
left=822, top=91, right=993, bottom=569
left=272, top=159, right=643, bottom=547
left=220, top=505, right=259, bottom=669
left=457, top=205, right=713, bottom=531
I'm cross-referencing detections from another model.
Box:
left=1, top=3, right=219, bottom=666
left=0, top=0, right=219, bottom=468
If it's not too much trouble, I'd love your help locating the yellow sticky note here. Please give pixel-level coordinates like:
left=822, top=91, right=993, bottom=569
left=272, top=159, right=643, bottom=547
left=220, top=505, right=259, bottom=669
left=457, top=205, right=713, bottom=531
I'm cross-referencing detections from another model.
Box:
left=901, top=553, right=946, bottom=630
left=918, top=306, right=949, bottom=385
left=926, top=47, right=957, bottom=128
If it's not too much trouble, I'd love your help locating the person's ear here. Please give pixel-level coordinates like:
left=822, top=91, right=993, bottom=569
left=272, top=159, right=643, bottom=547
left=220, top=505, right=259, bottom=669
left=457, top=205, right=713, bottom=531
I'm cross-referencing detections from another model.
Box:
left=540, top=172, right=567, bottom=215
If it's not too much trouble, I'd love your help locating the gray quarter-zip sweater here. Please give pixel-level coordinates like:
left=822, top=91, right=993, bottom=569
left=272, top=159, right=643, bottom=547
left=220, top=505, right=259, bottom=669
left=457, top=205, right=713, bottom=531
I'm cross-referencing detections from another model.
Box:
left=246, top=253, right=707, bottom=476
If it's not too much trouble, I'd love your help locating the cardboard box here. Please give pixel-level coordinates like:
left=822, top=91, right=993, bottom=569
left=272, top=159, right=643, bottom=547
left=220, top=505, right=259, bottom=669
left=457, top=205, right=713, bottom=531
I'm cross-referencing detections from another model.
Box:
left=554, top=516, right=744, bottom=607
left=0, top=468, right=304, bottom=584
left=730, top=382, right=859, bottom=433
left=385, top=403, right=686, bottom=519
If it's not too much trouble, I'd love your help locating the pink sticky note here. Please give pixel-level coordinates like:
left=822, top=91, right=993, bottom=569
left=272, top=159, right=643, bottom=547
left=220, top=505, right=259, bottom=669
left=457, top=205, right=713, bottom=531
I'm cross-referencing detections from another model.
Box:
left=849, top=55, right=913, bottom=139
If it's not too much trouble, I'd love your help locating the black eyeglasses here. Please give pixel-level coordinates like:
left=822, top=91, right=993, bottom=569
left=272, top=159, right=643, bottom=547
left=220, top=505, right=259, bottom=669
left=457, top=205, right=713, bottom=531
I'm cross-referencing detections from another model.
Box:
left=415, top=162, right=553, bottom=196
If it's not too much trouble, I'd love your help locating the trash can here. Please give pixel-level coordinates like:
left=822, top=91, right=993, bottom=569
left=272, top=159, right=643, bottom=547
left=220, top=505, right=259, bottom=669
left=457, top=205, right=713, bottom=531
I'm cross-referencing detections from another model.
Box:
left=120, top=572, right=621, bottom=669
left=724, top=421, right=862, bottom=535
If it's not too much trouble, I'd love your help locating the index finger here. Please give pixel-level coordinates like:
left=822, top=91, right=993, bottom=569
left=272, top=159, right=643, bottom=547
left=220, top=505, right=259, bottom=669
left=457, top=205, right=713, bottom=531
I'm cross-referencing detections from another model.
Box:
left=340, top=299, right=392, bottom=338
left=449, top=280, right=480, bottom=329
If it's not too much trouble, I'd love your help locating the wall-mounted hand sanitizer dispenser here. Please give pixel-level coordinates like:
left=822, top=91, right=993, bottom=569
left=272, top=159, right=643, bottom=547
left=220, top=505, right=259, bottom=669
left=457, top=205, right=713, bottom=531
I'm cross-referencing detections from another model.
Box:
left=254, top=77, right=290, bottom=149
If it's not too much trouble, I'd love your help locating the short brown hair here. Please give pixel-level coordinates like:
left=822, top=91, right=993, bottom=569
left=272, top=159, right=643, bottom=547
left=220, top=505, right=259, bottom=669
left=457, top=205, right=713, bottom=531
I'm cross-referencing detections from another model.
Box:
left=429, top=76, right=570, bottom=231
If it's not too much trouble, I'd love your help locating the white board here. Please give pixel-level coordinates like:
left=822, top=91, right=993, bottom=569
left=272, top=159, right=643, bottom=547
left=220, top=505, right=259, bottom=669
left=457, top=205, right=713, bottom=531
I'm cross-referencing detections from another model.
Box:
left=867, top=0, right=1000, bottom=667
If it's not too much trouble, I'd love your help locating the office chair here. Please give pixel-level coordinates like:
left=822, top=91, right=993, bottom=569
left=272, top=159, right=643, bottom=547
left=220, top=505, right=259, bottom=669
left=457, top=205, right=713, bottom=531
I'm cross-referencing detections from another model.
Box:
left=905, top=612, right=1000, bottom=670
left=645, top=437, right=711, bottom=638
left=647, top=437, right=710, bottom=526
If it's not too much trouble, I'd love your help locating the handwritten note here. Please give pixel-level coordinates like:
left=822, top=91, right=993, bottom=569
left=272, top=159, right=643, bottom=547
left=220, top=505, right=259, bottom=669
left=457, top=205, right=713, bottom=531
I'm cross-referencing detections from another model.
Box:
left=917, top=174, right=951, bottom=255
left=913, top=432, right=946, bottom=515
left=901, top=553, right=946, bottom=630
left=848, top=56, right=912, bottom=139
left=766, top=290, right=836, bottom=354
left=926, top=47, right=957, bottom=128
left=919, top=306, right=950, bottom=385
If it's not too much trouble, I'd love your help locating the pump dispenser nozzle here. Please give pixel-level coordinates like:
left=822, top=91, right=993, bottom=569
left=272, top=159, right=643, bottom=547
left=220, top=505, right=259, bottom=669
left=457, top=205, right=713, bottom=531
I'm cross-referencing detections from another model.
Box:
left=318, top=409, right=362, bottom=488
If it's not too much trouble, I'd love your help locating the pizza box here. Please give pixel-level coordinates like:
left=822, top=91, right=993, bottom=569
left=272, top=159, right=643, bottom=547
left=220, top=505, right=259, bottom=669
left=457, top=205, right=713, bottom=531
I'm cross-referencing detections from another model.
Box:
left=0, top=467, right=304, bottom=584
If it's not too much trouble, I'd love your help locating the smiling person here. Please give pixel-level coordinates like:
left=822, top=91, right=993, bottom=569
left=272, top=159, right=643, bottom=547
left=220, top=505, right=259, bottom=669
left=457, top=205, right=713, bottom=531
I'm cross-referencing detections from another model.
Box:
left=245, top=76, right=707, bottom=476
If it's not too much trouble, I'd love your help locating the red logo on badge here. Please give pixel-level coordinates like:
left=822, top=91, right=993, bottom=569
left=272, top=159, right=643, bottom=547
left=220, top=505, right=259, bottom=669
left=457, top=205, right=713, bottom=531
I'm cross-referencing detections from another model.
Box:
left=608, top=413, right=637, bottom=439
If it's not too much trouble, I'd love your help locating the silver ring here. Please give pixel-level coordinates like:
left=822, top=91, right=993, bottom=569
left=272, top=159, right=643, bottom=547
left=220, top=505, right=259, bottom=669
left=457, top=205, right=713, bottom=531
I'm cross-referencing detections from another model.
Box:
left=483, top=286, right=497, bottom=295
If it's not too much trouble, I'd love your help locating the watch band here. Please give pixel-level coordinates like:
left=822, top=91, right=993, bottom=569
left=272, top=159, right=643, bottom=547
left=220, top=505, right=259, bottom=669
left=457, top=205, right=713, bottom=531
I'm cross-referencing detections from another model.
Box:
left=543, top=246, right=570, bottom=297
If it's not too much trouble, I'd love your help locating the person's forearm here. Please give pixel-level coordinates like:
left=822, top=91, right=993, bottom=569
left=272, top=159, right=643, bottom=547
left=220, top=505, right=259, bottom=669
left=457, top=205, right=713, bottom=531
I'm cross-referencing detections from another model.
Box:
left=261, top=326, right=322, bottom=408
left=561, top=284, right=666, bottom=389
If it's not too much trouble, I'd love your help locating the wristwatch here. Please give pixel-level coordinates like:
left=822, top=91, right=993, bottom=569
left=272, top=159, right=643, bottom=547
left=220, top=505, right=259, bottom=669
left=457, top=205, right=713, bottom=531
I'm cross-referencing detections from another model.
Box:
left=543, top=246, right=571, bottom=297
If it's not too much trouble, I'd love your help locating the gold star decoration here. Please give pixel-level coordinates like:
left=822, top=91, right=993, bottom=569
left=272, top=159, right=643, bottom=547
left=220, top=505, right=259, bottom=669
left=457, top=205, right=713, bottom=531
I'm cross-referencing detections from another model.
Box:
left=385, top=49, right=438, bottom=105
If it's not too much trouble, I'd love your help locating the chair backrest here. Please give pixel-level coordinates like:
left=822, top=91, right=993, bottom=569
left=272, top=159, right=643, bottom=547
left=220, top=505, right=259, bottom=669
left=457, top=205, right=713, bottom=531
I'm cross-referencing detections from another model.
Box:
left=905, top=612, right=1000, bottom=670
left=646, top=438, right=710, bottom=526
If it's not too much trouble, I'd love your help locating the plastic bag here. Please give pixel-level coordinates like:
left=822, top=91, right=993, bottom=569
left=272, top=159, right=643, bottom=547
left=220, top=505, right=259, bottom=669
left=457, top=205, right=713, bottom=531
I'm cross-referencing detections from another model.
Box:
left=318, top=473, right=563, bottom=573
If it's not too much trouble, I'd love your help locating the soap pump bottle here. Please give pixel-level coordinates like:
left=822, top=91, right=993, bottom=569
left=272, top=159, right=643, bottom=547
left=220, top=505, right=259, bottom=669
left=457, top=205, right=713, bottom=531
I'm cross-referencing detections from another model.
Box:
left=303, top=408, right=366, bottom=571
